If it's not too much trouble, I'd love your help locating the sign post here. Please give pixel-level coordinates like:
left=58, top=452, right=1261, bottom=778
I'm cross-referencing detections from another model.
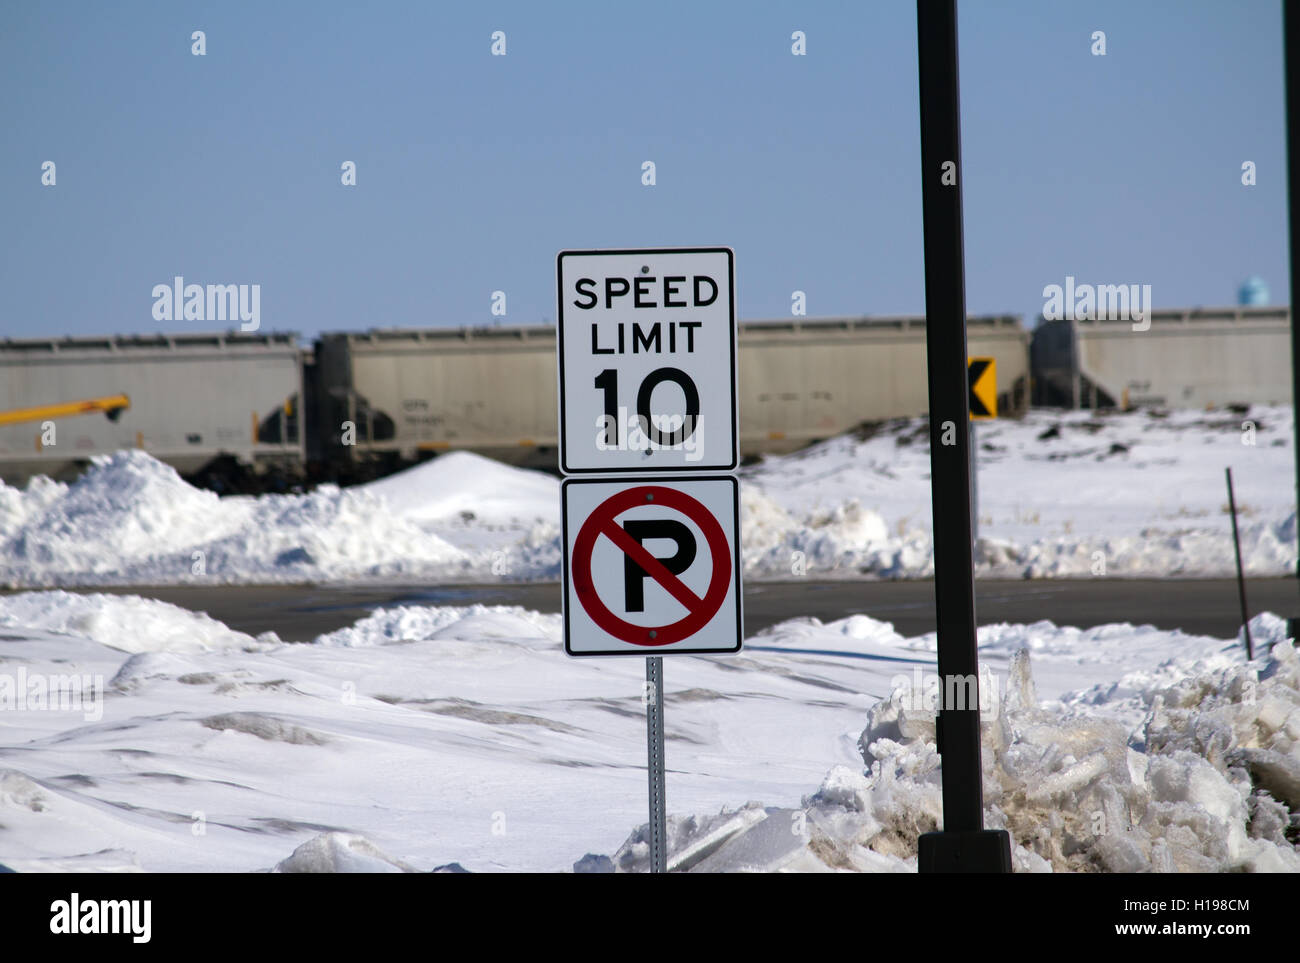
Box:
left=645, top=656, right=667, bottom=873
left=557, top=247, right=742, bottom=873
left=915, top=0, right=1012, bottom=872
left=1283, top=1, right=1300, bottom=642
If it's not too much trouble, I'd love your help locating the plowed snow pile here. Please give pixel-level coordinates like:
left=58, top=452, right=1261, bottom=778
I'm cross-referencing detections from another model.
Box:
left=0, top=405, right=1292, bottom=585
left=603, top=614, right=1300, bottom=873
left=0, top=451, right=468, bottom=585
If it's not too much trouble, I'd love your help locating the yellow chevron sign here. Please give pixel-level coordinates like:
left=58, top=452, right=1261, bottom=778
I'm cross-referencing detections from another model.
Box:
left=968, top=357, right=996, bottom=420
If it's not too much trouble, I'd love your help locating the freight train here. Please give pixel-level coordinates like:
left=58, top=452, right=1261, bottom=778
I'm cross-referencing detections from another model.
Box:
left=0, top=332, right=304, bottom=490
left=0, top=313, right=1043, bottom=490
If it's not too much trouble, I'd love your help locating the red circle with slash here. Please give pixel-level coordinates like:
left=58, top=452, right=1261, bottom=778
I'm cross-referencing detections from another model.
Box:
left=571, top=485, right=731, bottom=646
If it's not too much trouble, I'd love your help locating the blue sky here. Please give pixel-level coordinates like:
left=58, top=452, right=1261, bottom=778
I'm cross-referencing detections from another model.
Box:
left=1, top=0, right=1287, bottom=339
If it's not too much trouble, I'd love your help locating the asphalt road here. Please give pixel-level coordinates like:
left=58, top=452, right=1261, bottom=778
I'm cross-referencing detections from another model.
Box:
left=11, top=578, right=1295, bottom=643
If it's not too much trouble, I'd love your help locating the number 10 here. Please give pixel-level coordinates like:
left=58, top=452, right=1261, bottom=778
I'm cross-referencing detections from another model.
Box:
left=595, top=367, right=700, bottom=447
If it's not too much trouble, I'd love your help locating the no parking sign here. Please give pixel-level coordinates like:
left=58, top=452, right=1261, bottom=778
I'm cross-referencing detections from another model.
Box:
left=562, top=476, right=742, bottom=656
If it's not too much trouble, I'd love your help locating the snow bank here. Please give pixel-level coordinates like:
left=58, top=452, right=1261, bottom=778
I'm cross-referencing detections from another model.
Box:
left=274, top=833, right=419, bottom=873
left=740, top=489, right=900, bottom=576
left=742, top=405, right=1297, bottom=580
left=313, top=603, right=561, bottom=648
left=601, top=614, right=1300, bottom=872
left=360, top=451, right=557, bottom=525
left=0, top=587, right=1294, bottom=872
left=0, top=405, right=1292, bottom=585
left=0, top=451, right=468, bottom=586
left=0, top=590, right=262, bottom=653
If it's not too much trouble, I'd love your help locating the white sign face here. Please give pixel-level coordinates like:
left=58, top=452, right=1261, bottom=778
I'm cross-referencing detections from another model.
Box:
left=556, top=248, right=737, bottom=474
left=562, top=476, right=742, bottom=656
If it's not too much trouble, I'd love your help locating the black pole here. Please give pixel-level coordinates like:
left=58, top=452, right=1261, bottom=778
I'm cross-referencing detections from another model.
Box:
left=915, top=0, right=1010, bottom=872
left=1226, top=468, right=1254, bottom=659
left=1286, top=2, right=1300, bottom=639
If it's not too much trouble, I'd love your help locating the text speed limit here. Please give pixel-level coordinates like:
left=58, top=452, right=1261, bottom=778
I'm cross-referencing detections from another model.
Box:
left=557, top=248, right=737, bottom=473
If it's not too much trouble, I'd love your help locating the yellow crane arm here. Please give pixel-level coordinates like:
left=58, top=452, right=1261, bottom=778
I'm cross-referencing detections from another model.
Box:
left=0, top=394, right=131, bottom=426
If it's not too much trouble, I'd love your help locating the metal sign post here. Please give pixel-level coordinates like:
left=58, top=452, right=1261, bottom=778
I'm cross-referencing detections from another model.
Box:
left=645, top=656, right=668, bottom=873
left=915, top=0, right=1011, bottom=872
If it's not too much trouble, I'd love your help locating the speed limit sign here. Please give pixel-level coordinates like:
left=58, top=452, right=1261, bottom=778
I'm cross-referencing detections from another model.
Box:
left=556, top=248, right=737, bottom=473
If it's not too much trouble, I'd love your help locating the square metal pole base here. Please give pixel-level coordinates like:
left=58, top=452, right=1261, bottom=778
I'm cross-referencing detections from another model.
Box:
left=918, top=829, right=1013, bottom=873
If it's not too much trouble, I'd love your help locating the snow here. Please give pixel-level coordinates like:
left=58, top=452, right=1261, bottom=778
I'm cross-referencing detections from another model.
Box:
left=274, top=833, right=420, bottom=873
left=611, top=614, right=1300, bottom=874
left=0, top=405, right=1292, bottom=585
left=0, top=451, right=468, bottom=586
left=0, top=589, right=261, bottom=654
left=0, top=404, right=1297, bottom=871
left=742, top=405, right=1297, bottom=579
left=0, top=590, right=1295, bottom=872
left=360, top=451, right=556, bottom=525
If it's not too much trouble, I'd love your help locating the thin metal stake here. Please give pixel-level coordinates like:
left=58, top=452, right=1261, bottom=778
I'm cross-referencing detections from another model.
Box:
left=645, top=656, right=667, bottom=873
left=1226, top=467, right=1253, bottom=660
